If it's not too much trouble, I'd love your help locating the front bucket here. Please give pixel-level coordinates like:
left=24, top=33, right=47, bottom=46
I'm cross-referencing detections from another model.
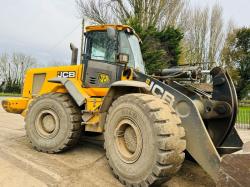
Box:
left=217, top=142, right=250, bottom=187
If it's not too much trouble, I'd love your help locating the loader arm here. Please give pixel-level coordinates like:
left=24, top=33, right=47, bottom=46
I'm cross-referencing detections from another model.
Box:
left=133, top=67, right=243, bottom=181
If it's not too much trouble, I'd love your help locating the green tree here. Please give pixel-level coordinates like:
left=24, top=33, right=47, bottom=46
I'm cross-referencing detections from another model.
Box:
left=235, top=28, right=250, bottom=98
left=221, top=28, right=240, bottom=83
left=137, top=26, right=183, bottom=74
left=222, top=28, right=250, bottom=99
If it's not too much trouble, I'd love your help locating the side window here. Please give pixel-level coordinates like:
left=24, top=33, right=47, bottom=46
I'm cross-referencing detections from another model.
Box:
left=119, top=32, right=135, bottom=68
left=90, top=32, right=117, bottom=63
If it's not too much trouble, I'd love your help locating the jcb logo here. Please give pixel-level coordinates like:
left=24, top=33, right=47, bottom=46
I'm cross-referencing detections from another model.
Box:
left=98, top=73, right=110, bottom=84
left=57, top=71, right=76, bottom=78
left=146, top=79, right=175, bottom=106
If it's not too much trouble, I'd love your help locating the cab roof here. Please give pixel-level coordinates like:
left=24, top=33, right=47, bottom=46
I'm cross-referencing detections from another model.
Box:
left=85, top=24, right=134, bottom=32
left=85, top=24, right=141, bottom=41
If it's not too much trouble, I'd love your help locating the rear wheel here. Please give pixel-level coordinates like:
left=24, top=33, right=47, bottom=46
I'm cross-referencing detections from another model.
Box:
left=104, top=94, right=186, bottom=186
left=25, top=93, right=82, bottom=153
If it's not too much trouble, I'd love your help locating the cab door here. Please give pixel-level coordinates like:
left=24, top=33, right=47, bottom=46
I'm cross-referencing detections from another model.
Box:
left=83, top=31, right=122, bottom=88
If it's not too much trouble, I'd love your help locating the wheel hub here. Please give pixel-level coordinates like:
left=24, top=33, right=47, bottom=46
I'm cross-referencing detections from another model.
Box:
left=42, top=114, right=56, bottom=133
left=35, top=110, right=60, bottom=139
left=124, top=126, right=137, bottom=153
left=115, top=119, right=142, bottom=164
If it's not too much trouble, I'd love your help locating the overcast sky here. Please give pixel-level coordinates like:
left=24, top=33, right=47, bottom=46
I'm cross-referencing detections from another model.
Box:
left=0, top=0, right=250, bottom=66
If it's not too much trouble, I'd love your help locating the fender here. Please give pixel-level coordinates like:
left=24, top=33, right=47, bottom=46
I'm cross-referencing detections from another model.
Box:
left=100, top=80, right=150, bottom=113
left=49, top=77, right=87, bottom=106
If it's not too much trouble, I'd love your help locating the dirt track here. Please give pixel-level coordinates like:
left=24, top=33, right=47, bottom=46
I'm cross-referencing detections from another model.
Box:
left=0, top=97, right=248, bottom=187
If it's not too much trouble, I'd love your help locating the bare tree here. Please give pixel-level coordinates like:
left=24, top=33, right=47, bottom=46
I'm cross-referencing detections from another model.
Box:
left=182, top=6, right=209, bottom=66
left=75, top=0, right=116, bottom=24
left=12, top=53, right=36, bottom=84
left=0, top=53, right=9, bottom=83
left=220, top=22, right=240, bottom=82
left=208, top=4, right=224, bottom=67
left=182, top=4, right=225, bottom=68
left=75, top=0, right=187, bottom=30
left=0, top=53, right=36, bottom=87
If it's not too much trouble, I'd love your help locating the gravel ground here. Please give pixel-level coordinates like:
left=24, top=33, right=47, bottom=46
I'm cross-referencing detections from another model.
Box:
left=0, top=97, right=248, bottom=187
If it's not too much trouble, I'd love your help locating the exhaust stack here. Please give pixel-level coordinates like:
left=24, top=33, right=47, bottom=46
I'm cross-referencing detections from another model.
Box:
left=70, top=43, right=78, bottom=65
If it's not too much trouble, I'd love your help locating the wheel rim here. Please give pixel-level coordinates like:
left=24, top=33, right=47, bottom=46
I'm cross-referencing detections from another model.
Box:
left=35, top=110, right=60, bottom=139
left=114, top=119, right=143, bottom=164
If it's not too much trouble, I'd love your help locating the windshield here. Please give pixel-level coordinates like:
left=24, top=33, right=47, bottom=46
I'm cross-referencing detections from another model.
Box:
left=89, top=31, right=117, bottom=63
left=119, top=32, right=145, bottom=73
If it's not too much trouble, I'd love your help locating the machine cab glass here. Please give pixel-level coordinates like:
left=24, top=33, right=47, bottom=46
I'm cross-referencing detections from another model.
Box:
left=90, top=31, right=117, bottom=63
left=83, top=26, right=145, bottom=88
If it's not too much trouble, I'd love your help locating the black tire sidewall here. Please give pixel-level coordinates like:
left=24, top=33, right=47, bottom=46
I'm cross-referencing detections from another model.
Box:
left=105, top=101, right=158, bottom=183
left=26, top=97, right=71, bottom=151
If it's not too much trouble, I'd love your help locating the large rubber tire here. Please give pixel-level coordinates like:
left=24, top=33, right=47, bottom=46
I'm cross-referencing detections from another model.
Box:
left=25, top=93, right=82, bottom=153
left=104, top=94, right=186, bottom=186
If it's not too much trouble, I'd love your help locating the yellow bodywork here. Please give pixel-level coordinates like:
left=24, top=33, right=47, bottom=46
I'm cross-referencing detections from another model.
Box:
left=22, top=64, right=108, bottom=98
left=2, top=98, right=29, bottom=115
left=2, top=24, right=134, bottom=133
left=3, top=65, right=107, bottom=108
left=85, top=97, right=103, bottom=132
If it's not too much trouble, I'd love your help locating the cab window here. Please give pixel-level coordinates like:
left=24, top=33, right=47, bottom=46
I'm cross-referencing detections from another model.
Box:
left=89, top=31, right=117, bottom=63
left=119, top=31, right=145, bottom=73
left=119, top=31, right=135, bottom=68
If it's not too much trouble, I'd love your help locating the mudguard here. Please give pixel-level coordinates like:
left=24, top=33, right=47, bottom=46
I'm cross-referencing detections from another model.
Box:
left=49, top=77, right=87, bottom=106
left=100, top=80, right=150, bottom=113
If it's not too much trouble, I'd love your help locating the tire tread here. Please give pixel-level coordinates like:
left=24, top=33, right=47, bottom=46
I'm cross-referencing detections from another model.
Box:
left=25, top=93, right=82, bottom=153
left=104, top=93, right=186, bottom=186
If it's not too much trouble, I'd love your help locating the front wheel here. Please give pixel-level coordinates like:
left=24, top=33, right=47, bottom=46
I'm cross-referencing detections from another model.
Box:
left=104, top=94, right=186, bottom=186
left=25, top=93, right=82, bottom=153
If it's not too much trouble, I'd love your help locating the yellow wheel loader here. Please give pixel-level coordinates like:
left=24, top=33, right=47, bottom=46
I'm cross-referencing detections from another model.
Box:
left=2, top=24, right=250, bottom=186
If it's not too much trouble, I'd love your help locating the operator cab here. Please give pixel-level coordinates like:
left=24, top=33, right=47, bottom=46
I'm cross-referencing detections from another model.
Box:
left=82, top=25, right=145, bottom=88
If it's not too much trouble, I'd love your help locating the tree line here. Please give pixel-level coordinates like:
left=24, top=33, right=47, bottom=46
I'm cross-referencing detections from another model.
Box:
left=0, top=53, right=36, bottom=93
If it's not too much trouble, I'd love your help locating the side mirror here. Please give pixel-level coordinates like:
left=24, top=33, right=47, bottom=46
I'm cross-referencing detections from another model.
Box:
left=117, top=53, right=129, bottom=65
left=107, top=27, right=116, bottom=40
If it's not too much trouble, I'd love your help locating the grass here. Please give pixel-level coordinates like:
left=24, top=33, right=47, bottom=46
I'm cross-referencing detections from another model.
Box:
left=0, top=93, right=21, bottom=97
left=237, top=106, right=250, bottom=124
